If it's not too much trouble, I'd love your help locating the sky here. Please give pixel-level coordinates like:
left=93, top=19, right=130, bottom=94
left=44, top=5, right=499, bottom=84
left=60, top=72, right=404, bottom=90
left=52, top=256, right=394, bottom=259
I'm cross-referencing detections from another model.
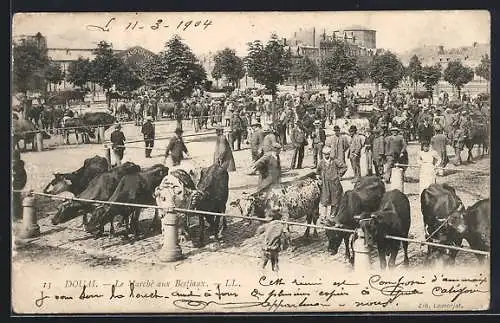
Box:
left=12, top=11, right=490, bottom=56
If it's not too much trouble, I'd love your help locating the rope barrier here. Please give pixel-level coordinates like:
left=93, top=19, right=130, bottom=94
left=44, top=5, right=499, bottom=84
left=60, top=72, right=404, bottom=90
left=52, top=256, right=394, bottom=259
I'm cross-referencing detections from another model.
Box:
left=12, top=189, right=489, bottom=256
left=394, top=163, right=490, bottom=174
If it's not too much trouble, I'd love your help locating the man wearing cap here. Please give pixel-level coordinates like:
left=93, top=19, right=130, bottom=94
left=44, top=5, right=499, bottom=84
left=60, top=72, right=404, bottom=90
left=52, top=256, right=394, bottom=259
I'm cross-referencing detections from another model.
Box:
left=290, top=120, right=307, bottom=169
left=316, top=146, right=347, bottom=220
left=214, top=125, right=236, bottom=172
left=384, top=127, right=407, bottom=183
left=141, top=116, right=155, bottom=158
left=310, top=120, right=326, bottom=169
left=110, top=123, right=126, bottom=167
left=348, top=125, right=364, bottom=183
left=164, top=127, right=189, bottom=167
left=252, top=143, right=282, bottom=192
left=327, top=125, right=350, bottom=164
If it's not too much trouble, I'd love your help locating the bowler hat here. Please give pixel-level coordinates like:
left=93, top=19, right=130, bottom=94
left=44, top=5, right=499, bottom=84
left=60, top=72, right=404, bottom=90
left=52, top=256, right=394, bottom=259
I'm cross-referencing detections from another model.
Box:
left=349, top=125, right=357, bottom=132
left=115, top=123, right=122, bottom=129
left=333, top=125, right=340, bottom=131
left=175, top=127, right=183, bottom=134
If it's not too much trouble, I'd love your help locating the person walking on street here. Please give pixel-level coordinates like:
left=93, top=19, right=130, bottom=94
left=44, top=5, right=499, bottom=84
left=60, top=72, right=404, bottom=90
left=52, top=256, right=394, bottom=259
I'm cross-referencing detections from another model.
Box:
left=310, top=120, right=326, bottom=169
left=348, top=125, right=364, bottom=183
left=141, top=116, right=155, bottom=158
left=384, top=127, right=407, bottom=184
left=316, top=147, right=347, bottom=221
left=290, top=121, right=307, bottom=169
left=164, top=127, right=190, bottom=167
left=231, top=110, right=243, bottom=151
left=327, top=125, right=350, bottom=164
left=110, top=123, right=126, bottom=167
left=372, top=128, right=386, bottom=177
left=250, top=122, right=265, bottom=163
left=262, top=121, right=278, bottom=154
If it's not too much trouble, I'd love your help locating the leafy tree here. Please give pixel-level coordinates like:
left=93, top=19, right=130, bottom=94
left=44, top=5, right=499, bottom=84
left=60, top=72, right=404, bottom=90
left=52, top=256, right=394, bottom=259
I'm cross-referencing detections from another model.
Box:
left=420, top=64, right=442, bottom=103
left=475, top=54, right=490, bottom=82
left=443, top=60, right=474, bottom=97
left=212, top=48, right=245, bottom=88
left=245, top=34, right=292, bottom=97
left=319, top=39, right=359, bottom=104
left=67, top=57, right=92, bottom=89
left=111, top=63, right=143, bottom=92
left=369, top=51, right=405, bottom=94
left=356, top=55, right=373, bottom=83
left=90, top=41, right=124, bottom=92
left=12, top=39, right=50, bottom=94
left=143, top=35, right=206, bottom=101
left=44, top=61, right=64, bottom=92
left=407, top=55, right=423, bottom=91
left=291, top=55, right=319, bottom=88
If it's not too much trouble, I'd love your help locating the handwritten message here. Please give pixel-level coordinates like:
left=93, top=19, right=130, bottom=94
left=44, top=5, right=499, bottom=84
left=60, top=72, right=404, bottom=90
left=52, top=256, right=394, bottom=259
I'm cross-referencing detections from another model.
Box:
left=86, top=17, right=213, bottom=33
left=26, top=272, right=489, bottom=313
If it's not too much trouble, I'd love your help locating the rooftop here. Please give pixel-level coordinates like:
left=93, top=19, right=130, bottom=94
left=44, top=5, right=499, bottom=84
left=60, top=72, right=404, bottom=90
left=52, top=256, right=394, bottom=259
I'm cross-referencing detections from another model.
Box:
left=334, top=25, right=376, bottom=32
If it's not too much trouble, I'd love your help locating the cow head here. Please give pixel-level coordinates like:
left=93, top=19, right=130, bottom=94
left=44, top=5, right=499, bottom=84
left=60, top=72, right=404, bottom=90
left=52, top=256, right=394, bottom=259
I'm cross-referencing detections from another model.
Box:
left=43, top=173, right=73, bottom=195
left=52, top=200, right=86, bottom=225
left=229, top=192, right=257, bottom=219
left=85, top=205, right=109, bottom=234
left=154, top=172, right=195, bottom=212
left=358, top=213, right=384, bottom=249
left=445, top=202, right=467, bottom=234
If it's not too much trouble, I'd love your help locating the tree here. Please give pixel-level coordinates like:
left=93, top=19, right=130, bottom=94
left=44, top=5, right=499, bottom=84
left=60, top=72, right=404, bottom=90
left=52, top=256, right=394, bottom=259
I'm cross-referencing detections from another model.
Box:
left=44, top=61, right=64, bottom=92
left=111, top=63, right=143, bottom=92
left=420, top=64, right=442, bottom=102
left=291, top=55, right=319, bottom=88
left=407, top=55, right=423, bottom=91
left=90, top=40, right=125, bottom=103
left=67, top=57, right=92, bottom=89
left=356, top=55, right=373, bottom=83
left=12, top=39, right=50, bottom=94
left=443, top=60, right=474, bottom=98
left=475, top=54, right=490, bottom=82
left=369, top=51, right=405, bottom=94
left=245, top=34, right=292, bottom=97
left=212, top=48, right=245, bottom=88
left=143, top=35, right=206, bottom=101
left=319, top=39, right=359, bottom=104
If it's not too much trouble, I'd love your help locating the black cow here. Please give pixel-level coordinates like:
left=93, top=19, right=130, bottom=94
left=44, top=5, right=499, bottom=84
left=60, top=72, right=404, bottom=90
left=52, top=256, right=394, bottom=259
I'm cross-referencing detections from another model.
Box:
left=359, top=189, right=411, bottom=269
left=188, top=163, right=229, bottom=246
left=51, top=162, right=141, bottom=225
left=43, top=155, right=109, bottom=196
left=86, top=164, right=169, bottom=238
left=462, top=199, right=490, bottom=264
left=421, top=183, right=467, bottom=264
left=62, top=117, right=96, bottom=144
left=81, top=112, right=116, bottom=129
left=324, top=176, right=386, bottom=263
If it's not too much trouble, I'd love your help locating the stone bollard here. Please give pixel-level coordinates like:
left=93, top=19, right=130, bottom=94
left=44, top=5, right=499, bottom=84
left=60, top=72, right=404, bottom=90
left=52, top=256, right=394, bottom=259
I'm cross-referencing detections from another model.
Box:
left=158, top=209, right=182, bottom=262
left=104, top=145, right=111, bottom=169
left=353, top=228, right=371, bottom=272
left=18, top=195, right=40, bottom=239
left=35, top=132, right=43, bottom=152
left=98, top=126, right=105, bottom=144
left=390, top=167, right=404, bottom=192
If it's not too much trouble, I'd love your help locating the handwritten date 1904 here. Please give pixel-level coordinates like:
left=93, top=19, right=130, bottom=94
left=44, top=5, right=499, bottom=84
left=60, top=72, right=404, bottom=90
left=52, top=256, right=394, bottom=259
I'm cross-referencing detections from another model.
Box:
left=86, top=17, right=213, bottom=32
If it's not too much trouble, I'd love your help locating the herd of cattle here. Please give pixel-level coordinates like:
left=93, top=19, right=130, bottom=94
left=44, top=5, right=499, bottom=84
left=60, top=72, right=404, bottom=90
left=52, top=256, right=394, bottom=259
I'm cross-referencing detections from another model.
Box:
left=43, top=155, right=490, bottom=269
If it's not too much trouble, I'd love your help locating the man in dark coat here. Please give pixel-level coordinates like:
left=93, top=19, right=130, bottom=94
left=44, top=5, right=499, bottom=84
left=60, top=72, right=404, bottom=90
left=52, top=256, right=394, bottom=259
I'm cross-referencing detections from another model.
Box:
left=316, top=147, right=347, bottom=219
left=231, top=110, right=243, bottom=151
left=250, top=122, right=265, bottom=162
left=310, top=120, right=326, bottom=169
left=214, top=125, right=236, bottom=172
left=290, top=121, right=307, bottom=169
left=384, top=127, right=407, bottom=183
left=164, top=127, right=189, bottom=167
left=12, top=149, right=27, bottom=221
left=141, top=116, right=155, bottom=158
left=110, top=123, right=126, bottom=166
left=252, top=143, right=282, bottom=192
